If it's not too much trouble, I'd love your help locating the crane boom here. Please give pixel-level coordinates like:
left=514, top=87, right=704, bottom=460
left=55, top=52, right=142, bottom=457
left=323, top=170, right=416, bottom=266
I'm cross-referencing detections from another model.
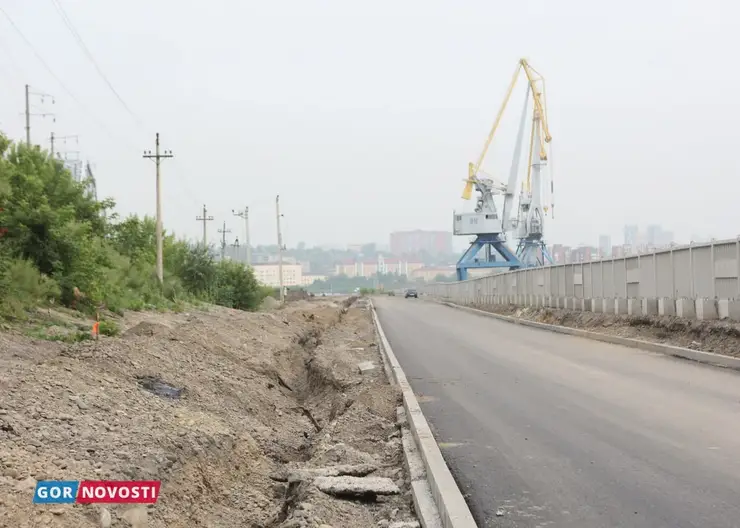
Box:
left=462, top=63, right=522, bottom=200
left=462, top=59, right=551, bottom=201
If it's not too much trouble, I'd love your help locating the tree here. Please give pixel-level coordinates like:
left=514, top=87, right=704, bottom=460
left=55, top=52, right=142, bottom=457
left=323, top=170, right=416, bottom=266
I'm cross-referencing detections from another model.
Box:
left=0, top=131, right=270, bottom=317
left=212, top=260, right=265, bottom=310
left=0, top=138, right=113, bottom=304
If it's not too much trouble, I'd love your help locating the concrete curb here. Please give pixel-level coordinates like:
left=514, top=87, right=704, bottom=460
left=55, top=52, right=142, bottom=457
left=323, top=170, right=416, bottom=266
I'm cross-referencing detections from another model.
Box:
left=438, top=301, right=740, bottom=371
left=371, top=302, right=478, bottom=528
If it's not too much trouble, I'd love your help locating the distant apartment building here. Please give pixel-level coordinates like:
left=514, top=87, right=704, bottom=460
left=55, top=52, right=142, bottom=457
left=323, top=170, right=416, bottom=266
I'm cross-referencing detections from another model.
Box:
left=410, top=266, right=456, bottom=282
left=572, top=246, right=596, bottom=263
left=252, top=263, right=303, bottom=287
left=334, top=255, right=424, bottom=278
left=615, top=224, right=676, bottom=254
left=646, top=224, right=661, bottom=247
left=249, top=252, right=299, bottom=265
left=301, top=274, right=327, bottom=286
left=390, top=230, right=453, bottom=256
left=624, top=224, right=639, bottom=247
left=598, top=235, right=612, bottom=258
left=550, top=244, right=568, bottom=264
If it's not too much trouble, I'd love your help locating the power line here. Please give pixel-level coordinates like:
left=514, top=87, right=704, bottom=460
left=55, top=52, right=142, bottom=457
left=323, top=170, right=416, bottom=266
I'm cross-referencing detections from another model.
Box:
left=0, top=6, right=141, bottom=154
left=1, top=5, right=206, bottom=237
left=48, top=0, right=144, bottom=128
left=0, top=32, right=26, bottom=84
left=1, top=7, right=84, bottom=115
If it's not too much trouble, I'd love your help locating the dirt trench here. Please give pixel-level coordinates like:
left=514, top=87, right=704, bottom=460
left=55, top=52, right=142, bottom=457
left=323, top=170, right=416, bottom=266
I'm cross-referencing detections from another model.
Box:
left=467, top=302, right=740, bottom=357
left=266, top=300, right=415, bottom=528
left=0, top=298, right=416, bottom=528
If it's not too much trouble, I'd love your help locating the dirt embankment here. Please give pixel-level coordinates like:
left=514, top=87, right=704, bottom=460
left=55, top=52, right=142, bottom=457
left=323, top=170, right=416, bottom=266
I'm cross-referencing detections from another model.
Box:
left=467, top=303, right=740, bottom=358
left=0, top=298, right=417, bottom=527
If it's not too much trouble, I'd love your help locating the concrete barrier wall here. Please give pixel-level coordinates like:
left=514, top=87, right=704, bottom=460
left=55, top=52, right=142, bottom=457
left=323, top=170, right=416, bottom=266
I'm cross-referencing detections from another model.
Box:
left=423, top=238, right=740, bottom=321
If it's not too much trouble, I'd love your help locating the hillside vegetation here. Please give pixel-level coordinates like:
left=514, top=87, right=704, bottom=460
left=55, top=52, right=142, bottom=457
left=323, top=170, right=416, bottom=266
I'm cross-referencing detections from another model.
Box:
left=0, top=133, right=269, bottom=321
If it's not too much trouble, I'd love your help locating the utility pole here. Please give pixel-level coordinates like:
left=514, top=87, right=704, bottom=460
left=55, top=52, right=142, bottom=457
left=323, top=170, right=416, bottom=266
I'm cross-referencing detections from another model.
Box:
left=49, top=133, right=78, bottom=160
left=232, top=206, right=251, bottom=266
left=218, top=221, right=231, bottom=261
left=143, top=133, right=174, bottom=284
left=25, top=84, right=30, bottom=146
left=196, top=204, right=214, bottom=247
left=24, top=85, right=55, bottom=147
left=276, top=195, right=285, bottom=304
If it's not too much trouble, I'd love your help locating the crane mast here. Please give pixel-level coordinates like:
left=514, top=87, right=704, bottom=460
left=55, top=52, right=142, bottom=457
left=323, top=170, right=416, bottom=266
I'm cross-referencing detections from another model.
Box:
left=514, top=60, right=554, bottom=266
left=453, top=58, right=555, bottom=280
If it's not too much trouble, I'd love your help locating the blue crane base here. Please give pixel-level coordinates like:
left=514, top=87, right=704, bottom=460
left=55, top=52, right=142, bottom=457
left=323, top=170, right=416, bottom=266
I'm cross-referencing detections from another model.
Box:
left=456, top=234, right=522, bottom=281
left=515, top=238, right=554, bottom=268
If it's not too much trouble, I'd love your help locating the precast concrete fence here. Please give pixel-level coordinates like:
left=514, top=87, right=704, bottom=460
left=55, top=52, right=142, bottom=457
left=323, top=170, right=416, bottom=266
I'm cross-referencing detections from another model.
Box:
left=422, top=238, right=740, bottom=321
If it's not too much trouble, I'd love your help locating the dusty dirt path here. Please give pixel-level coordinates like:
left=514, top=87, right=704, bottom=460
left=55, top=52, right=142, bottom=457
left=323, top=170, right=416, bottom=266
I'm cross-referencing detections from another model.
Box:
left=0, top=298, right=418, bottom=527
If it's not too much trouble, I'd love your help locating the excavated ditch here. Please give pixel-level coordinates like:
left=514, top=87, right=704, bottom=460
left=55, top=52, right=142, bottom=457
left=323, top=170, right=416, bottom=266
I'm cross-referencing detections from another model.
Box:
left=0, top=298, right=417, bottom=528
left=266, top=299, right=417, bottom=528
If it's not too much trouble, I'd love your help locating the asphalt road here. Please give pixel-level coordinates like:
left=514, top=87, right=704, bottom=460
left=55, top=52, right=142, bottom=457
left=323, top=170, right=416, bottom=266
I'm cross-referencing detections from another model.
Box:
left=374, top=297, right=740, bottom=528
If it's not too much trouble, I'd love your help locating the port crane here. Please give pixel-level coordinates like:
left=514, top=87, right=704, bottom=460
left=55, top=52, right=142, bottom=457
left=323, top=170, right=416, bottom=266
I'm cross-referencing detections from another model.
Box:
left=454, top=58, right=554, bottom=280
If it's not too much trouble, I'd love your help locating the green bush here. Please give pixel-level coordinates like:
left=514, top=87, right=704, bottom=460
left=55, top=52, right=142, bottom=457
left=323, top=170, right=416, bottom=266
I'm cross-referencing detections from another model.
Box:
left=97, top=319, right=120, bottom=337
left=212, top=259, right=268, bottom=311
left=0, top=131, right=268, bottom=320
left=0, top=257, right=60, bottom=319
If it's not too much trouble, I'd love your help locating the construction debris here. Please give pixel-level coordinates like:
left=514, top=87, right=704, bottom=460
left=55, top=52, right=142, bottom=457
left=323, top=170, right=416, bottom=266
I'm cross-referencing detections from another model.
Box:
left=286, top=464, right=378, bottom=483
left=313, top=476, right=401, bottom=498
left=357, top=361, right=377, bottom=374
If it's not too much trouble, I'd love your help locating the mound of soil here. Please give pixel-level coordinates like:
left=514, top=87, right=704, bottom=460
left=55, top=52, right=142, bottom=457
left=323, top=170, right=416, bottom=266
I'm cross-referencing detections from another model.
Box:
left=0, top=300, right=417, bottom=528
left=471, top=302, right=740, bottom=357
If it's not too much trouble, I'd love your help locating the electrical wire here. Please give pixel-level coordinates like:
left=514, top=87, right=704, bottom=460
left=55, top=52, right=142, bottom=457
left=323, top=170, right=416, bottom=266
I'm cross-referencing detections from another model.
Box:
left=48, top=0, right=145, bottom=129
left=46, top=1, right=206, bottom=209
left=0, top=32, right=26, bottom=84
left=1, top=4, right=208, bottom=227
left=0, top=5, right=142, bottom=154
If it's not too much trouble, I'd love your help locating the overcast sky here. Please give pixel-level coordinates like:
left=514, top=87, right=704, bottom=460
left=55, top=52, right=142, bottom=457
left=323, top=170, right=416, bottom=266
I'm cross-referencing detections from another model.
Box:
left=1, top=0, right=738, bottom=250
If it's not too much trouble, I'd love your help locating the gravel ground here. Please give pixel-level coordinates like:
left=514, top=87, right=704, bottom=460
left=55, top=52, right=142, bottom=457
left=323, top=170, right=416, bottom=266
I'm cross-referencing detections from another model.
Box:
left=464, top=302, right=740, bottom=357
left=0, top=298, right=418, bottom=528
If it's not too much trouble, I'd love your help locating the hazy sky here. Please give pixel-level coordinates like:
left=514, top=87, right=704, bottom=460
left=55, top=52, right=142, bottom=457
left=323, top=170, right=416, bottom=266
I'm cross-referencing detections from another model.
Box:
left=1, top=0, right=738, bottom=250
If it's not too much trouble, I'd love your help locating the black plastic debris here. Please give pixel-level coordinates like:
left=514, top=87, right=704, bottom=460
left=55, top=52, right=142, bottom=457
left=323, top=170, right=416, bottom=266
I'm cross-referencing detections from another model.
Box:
left=136, top=375, right=184, bottom=399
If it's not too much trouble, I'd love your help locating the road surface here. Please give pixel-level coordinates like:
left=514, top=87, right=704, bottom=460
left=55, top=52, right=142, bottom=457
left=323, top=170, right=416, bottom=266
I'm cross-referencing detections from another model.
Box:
left=374, top=297, right=740, bottom=528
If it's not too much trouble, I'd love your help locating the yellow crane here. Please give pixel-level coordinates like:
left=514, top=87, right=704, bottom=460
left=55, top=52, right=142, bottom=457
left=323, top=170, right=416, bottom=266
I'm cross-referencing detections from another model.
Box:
left=462, top=58, right=551, bottom=201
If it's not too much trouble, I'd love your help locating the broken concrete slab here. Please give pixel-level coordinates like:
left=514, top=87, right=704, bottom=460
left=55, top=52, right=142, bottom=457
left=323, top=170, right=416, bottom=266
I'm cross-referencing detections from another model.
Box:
left=389, top=522, right=421, bottom=528
left=313, top=476, right=400, bottom=498
left=286, top=464, right=378, bottom=483
left=357, top=361, right=377, bottom=374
